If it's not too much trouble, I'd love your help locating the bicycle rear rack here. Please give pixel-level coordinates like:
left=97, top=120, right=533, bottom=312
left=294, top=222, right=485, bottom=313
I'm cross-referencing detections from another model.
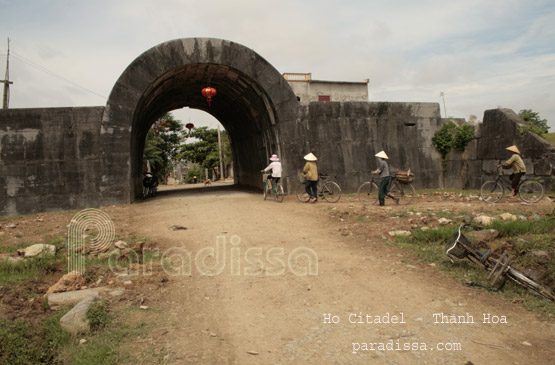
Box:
left=487, top=251, right=512, bottom=287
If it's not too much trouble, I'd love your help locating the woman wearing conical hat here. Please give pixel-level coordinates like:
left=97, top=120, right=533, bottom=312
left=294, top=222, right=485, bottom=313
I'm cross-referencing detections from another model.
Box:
left=303, top=153, right=319, bottom=203
left=498, top=145, right=526, bottom=197
left=372, top=151, right=399, bottom=206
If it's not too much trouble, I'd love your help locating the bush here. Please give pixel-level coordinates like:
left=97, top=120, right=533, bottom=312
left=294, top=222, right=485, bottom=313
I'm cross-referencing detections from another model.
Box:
left=87, top=301, right=112, bottom=332
left=432, top=121, right=475, bottom=159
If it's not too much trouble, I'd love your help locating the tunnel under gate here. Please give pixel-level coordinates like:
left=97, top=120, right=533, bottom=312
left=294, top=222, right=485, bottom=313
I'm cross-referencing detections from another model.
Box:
left=100, top=38, right=300, bottom=205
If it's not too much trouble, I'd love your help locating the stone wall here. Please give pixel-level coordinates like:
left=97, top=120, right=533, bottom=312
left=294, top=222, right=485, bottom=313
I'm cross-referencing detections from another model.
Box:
left=0, top=107, right=104, bottom=216
left=278, top=101, right=444, bottom=193
left=2, top=104, right=550, bottom=217
left=444, top=108, right=555, bottom=191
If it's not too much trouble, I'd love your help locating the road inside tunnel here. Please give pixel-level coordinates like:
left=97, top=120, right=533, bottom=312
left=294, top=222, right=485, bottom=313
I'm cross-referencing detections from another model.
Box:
left=130, top=63, right=282, bottom=201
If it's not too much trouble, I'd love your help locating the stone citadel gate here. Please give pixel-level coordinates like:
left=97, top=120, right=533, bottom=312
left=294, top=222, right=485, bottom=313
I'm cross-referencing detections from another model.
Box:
left=4, top=38, right=550, bottom=216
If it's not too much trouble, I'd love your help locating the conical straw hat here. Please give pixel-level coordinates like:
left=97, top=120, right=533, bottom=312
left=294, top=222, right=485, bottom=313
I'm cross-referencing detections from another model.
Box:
left=506, top=145, right=520, bottom=154
left=375, top=151, right=389, bottom=159
left=304, top=152, right=317, bottom=161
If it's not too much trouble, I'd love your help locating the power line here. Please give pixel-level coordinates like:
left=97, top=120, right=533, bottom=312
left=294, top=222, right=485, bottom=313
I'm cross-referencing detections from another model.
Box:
left=10, top=50, right=107, bottom=100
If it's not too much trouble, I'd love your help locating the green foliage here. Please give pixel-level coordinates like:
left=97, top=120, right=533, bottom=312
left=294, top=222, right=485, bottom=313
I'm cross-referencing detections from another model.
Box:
left=185, top=165, right=201, bottom=183
left=87, top=301, right=112, bottom=332
left=432, top=121, right=475, bottom=159
left=519, top=109, right=550, bottom=136
left=432, top=121, right=456, bottom=159
left=143, top=113, right=184, bottom=179
left=178, top=126, right=232, bottom=174
left=453, top=124, right=475, bottom=151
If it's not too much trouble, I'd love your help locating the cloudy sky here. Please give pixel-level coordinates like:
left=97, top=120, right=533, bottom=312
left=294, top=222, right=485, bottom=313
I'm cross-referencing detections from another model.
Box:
left=1, top=0, right=554, bottom=130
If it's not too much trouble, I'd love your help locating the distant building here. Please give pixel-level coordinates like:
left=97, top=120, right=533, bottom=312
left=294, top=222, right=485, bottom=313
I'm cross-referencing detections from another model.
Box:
left=283, top=73, right=369, bottom=103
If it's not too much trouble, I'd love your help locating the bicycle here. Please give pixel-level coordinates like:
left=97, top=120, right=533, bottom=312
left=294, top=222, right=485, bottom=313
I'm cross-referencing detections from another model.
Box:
left=263, top=173, right=284, bottom=203
left=357, top=175, right=416, bottom=205
left=446, top=223, right=554, bottom=301
left=296, top=173, right=342, bottom=203
left=480, top=166, right=544, bottom=204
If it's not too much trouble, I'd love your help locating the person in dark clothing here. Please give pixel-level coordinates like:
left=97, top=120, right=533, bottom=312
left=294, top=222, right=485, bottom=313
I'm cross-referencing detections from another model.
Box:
left=372, top=151, right=398, bottom=206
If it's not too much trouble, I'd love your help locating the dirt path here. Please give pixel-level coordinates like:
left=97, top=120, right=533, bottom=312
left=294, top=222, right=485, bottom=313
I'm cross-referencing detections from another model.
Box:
left=120, top=184, right=554, bottom=364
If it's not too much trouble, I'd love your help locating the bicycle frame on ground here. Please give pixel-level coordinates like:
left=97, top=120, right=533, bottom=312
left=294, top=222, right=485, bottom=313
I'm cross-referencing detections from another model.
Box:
left=446, top=224, right=554, bottom=301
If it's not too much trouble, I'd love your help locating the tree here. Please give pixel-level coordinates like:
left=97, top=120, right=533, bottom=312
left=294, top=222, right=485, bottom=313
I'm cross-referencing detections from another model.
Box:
left=432, top=121, right=475, bottom=188
left=518, top=109, right=550, bottom=136
left=143, top=113, right=184, bottom=179
left=177, top=126, right=232, bottom=179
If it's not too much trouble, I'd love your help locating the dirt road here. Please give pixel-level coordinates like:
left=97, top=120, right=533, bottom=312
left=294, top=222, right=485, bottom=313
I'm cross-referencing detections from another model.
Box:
left=120, top=183, right=554, bottom=364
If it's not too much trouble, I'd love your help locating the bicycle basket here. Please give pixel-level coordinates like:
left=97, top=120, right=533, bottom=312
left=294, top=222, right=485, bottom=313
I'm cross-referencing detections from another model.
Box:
left=262, top=173, right=269, bottom=183
left=445, top=232, right=472, bottom=259
left=298, top=172, right=306, bottom=183
left=395, top=169, right=415, bottom=184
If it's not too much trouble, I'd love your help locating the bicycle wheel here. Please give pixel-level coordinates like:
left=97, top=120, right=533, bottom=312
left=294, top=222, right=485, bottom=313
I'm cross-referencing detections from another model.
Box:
left=296, top=183, right=311, bottom=203
left=506, top=267, right=555, bottom=301
left=142, top=186, right=150, bottom=199
left=274, top=184, right=284, bottom=203
left=263, top=182, right=268, bottom=200
left=480, top=181, right=504, bottom=203
left=322, top=181, right=342, bottom=203
left=389, top=182, right=415, bottom=205
left=357, top=182, right=379, bottom=205
left=518, top=180, right=544, bottom=203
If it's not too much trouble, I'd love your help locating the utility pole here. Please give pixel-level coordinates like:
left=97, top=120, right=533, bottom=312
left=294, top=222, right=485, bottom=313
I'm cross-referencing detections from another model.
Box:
left=217, top=125, right=224, bottom=180
left=439, top=92, right=447, bottom=118
left=1, top=38, right=13, bottom=109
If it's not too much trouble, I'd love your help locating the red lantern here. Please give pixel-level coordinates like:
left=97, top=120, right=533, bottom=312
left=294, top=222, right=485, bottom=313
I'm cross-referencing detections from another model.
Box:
left=186, top=123, right=194, bottom=131
left=202, top=87, right=217, bottom=106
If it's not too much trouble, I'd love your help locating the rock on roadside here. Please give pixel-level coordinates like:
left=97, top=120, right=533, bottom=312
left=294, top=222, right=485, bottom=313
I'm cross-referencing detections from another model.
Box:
left=47, top=287, right=109, bottom=309
left=60, top=295, right=100, bottom=335
left=20, top=244, right=56, bottom=258
left=47, top=271, right=86, bottom=294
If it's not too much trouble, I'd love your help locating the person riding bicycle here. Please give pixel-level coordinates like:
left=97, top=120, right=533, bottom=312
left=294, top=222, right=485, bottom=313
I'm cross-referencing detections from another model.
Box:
left=261, top=154, right=282, bottom=191
left=303, top=153, right=318, bottom=203
left=372, top=151, right=398, bottom=206
left=498, top=145, right=526, bottom=197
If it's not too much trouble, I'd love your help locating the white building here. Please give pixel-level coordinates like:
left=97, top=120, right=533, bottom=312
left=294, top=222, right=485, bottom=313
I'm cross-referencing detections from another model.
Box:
left=283, top=73, right=369, bottom=103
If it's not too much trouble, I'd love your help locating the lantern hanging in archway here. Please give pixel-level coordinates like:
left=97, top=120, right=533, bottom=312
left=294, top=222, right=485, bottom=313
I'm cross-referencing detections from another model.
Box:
left=202, top=87, right=217, bottom=106
left=185, top=123, right=194, bottom=131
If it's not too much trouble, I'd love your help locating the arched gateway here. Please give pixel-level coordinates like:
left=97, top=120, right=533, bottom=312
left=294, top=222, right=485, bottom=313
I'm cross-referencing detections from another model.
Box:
left=2, top=37, right=464, bottom=217
left=100, top=38, right=299, bottom=204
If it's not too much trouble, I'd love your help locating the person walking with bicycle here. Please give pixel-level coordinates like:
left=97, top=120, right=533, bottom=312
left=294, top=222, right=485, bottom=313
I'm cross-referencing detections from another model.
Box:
left=372, top=151, right=398, bottom=206
left=303, top=152, right=318, bottom=203
left=261, top=154, right=282, bottom=191
left=498, top=145, right=526, bottom=197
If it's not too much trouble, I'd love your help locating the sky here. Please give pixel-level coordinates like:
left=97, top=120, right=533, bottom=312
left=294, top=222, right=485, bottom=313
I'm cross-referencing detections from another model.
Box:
left=1, top=0, right=554, bottom=130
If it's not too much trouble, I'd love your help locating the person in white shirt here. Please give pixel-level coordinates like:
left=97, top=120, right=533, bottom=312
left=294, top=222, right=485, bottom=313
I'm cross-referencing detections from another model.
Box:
left=261, top=154, right=282, bottom=190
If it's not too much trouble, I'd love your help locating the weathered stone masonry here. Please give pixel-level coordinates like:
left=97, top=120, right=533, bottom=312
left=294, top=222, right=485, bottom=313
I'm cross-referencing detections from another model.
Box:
left=1, top=38, right=553, bottom=216
left=0, top=107, right=103, bottom=216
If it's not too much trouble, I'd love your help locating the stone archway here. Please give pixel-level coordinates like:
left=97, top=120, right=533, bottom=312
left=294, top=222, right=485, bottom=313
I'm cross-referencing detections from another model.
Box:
left=99, top=38, right=299, bottom=205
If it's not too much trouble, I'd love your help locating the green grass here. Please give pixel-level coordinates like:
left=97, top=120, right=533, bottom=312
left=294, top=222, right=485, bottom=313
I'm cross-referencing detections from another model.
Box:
left=0, top=308, right=71, bottom=364
left=61, top=306, right=167, bottom=365
left=543, top=133, right=555, bottom=143
left=0, top=254, right=65, bottom=285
